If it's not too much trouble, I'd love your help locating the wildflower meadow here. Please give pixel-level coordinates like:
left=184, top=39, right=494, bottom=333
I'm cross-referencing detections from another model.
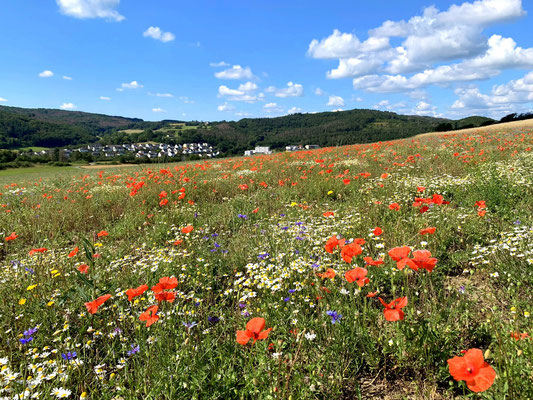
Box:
left=0, top=126, right=532, bottom=399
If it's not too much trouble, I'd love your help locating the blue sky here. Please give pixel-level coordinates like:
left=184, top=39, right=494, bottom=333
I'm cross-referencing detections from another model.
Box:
left=1, top=0, right=532, bottom=121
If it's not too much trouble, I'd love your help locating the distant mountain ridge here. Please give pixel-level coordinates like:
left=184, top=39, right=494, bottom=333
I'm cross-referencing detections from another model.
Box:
left=0, top=105, right=495, bottom=155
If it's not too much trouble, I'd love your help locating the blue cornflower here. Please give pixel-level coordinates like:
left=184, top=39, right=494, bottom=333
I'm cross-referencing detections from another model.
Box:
left=23, top=327, right=38, bottom=336
left=208, top=316, right=220, bottom=324
left=127, top=344, right=140, bottom=356
left=61, top=351, right=77, bottom=360
left=182, top=321, right=198, bottom=330
left=326, top=310, right=343, bottom=324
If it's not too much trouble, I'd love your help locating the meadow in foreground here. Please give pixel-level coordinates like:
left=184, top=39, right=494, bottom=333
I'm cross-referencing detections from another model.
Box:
left=0, top=127, right=532, bottom=399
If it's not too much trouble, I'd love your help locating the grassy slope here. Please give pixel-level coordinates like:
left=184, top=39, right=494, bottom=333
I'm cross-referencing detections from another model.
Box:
left=0, top=124, right=531, bottom=399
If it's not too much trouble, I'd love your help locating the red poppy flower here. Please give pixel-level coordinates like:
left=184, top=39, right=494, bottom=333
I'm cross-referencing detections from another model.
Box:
left=85, top=294, right=112, bottom=314
left=252, top=208, right=259, bottom=213
left=181, top=225, right=194, bottom=234
left=126, top=284, right=149, bottom=301
left=345, top=267, right=369, bottom=287
left=29, top=248, right=47, bottom=256
left=341, top=243, right=362, bottom=263
left=77, top=264, right=89, bottom=274
left=323, top=211, right=334, bottom=218
left=5, top=232, right=17, bottom=241
left=139, top=305, right=159, bottom=327
left=411, top=250, right=438, bottom=272
left=419, top=227, right=436, bottom=235
left=378, top=296, right=407, bottom=321
left=97, top=230, right=108, bottom=238
left=478, top=210, right=486, bottom=217
left=373, top=227, right=383, bottom=236
left=510, top=332, right=529, bottom=340
left=152, top=276, right=178, bottom=293
left=236, top=317, right=272, bottom=345
left=317, top=268, right=336, bottom=279
left=325, top=235, right=345, bottom=253
left=155, top=291, right=176, bottom=303
left=159, top=199, right=169, bottom=206
left=388, top=203, right=400, bottom=211
left=475, top=200, right=486, bottom=209
left=447, top=348, right=496, bottom=392
left=388, top=246, right=411, bottom=262
left=363, top=256, right=384, bottom=266
left=417, top=186, right=426, bottom=192
left=366, top=291, right=378, bottom=297
left=68, top=246, right=79, bottom=258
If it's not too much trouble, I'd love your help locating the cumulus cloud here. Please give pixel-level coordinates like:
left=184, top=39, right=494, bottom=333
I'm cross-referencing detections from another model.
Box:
left=315, top=88, right=324, bottom=96
left=56, top=0, right=125, bottom=22
left=149, top=92, right=174, bottom=98
left=152, top=107, right=167, bottom=113
left=264, top=102, right=283, bottom=113
left=143, top=27, right=175, bottom=43
left=99, top=96, right=110, bottom=101
left=59, top=102, right=76, bottom=110
left=265, top=82, right=303, bottom=98
left=210, top=61, right=230, bottom=67
left=287, top=107, right=303, bottom=114
left=308, top=29, right=389, bottom=59
left=39, top=70, right=54, bottom=78
left=451, top=71, right=533, bottom=116
left=217, top=102, right=235, bottom=112
left=120, top=81, right=143, bottom=89
left=215, top=65, right=255, bottom=80
left=309, top=0, right=530, bottom=94
left=0, top=97, right=7, bottom=102
left=327, top=95, right=345, bottom=107
left=63, top=76, right=72, bottom=80
left=218, top=82, right=263, bottom=102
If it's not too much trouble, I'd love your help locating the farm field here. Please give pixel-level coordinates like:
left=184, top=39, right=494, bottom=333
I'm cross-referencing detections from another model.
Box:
left=0, top=125, right=532, bottom=399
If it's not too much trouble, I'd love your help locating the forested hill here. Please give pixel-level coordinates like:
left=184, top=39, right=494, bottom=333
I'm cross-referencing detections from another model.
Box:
left=0, top=105, right=495, bottom=154
left=175, top=110, right=493, bottom=155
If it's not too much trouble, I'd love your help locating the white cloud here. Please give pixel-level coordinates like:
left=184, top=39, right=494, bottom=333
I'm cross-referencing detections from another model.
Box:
left=62, top=75, right=72, bottom=80
left=143, top=26, right=175, bottom=43
left=56, top=0, right=124, bottom=22
left=0, top=97, right=7, bottom=102
left=264, top=102, right=283, bottom=113
left=287, top=107, right=303, bottom=114
left=39, top=70, right=54, bottom=78
left=265, top=82, right=303, bottom=98
left=415, top=101, right=431, bottom=111
left=217, top=102, right=235, bottom=112
left=152, top=107, right=167, bottom=113
left=238, top=81, right=258, bottom=92
left=327, top=56, right=384, bottom=79
left=99, top=96, right=110, bottom=101
left=121, top=81, right=143, bottom=89
left=451, top=71, right=533, bottom=116
left=218, top=82, right=262, bottom=102
left=315, top=88, right=324, bottom=96
left=235, top=111, right=252, bottom=117
left=210, top=61, right=230, bottom=67
left=310, top=0, right=530, bottom=93
left=214, top=65, right=255, bottom=80
left=327, top=95, right=345, bottom=107
left=179, top=96, right=194, bottom=104
left=59, top=102, right=76, bottom=110
left=149, top=92, right=174, bottom=98
left=308, top=29, right=389, bottom=59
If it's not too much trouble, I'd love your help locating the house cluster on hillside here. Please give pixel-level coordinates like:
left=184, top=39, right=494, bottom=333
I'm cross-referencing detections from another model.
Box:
left=285, top=144, right=320, bottom=152
left=243, top=144, right=320, bottom=156
left=30, top=143, right=220, bottom=159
